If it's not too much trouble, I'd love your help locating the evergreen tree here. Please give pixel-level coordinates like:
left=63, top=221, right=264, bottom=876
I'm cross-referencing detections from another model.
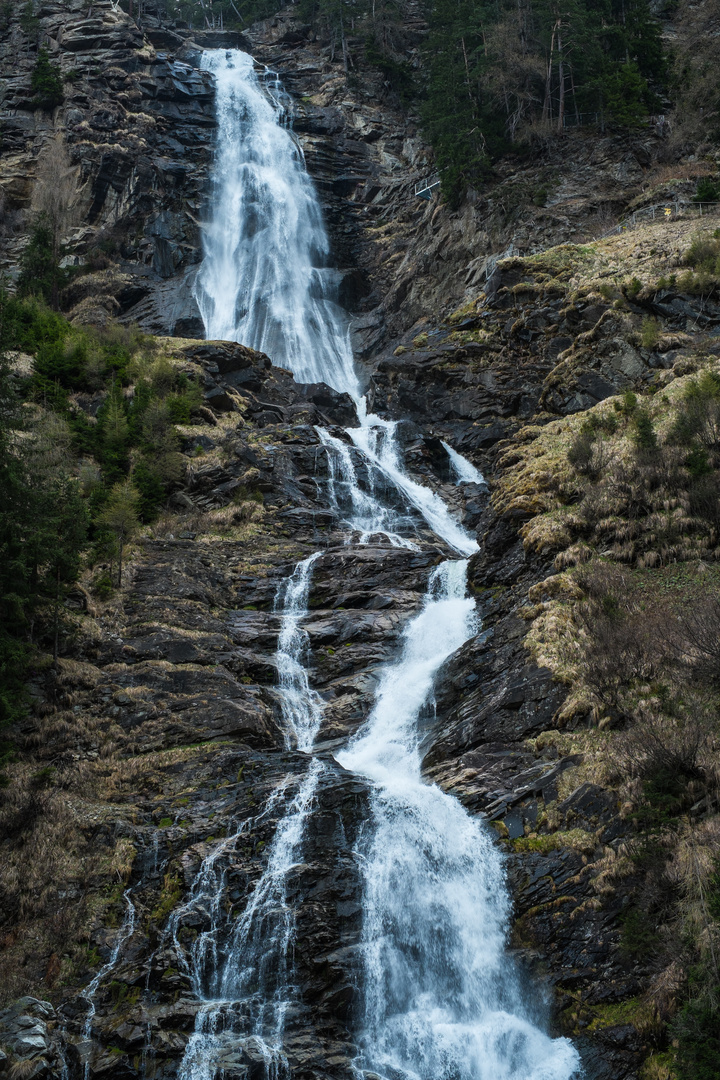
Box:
left=98, top=480, right=140, bottom=585
left=31, top=48, right=64, bottom=111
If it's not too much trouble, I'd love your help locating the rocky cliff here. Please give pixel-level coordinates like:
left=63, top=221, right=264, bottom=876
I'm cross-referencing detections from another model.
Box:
left=2, top=3, right=720, bottom=1080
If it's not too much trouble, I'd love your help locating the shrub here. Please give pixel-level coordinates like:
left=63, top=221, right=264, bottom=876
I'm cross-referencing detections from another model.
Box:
left=633, top=408, right=658, bottom=451
left=616, top=389, right=638, bottom=415
left=693, top=177, right=720, bottom=203
left=683, top=233, right=720, bottom=273
left=620, top=907, right=661, bottom=958
left=567, top=427, right=596, bottom=473
left=688, top=472, right=720, bottom=527
left=672, top=998, right=720, bottom=1080
left=641, top=316, right=660, bottom=349
left=669, top=371, right=720, bottom=456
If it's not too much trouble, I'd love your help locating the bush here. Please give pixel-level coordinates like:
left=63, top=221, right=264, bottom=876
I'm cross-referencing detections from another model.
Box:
left=641, top=316, right=660, bottom=349
left=633, top=408, right=658, bottom=451
left=616, top=390, right=638, bottom=415
left=669, top=371, right=720, bottom=456
left=693, top=177, right=720, bottom=203
left=672, top=998, right=720, bottom=1080
left=568, top=427, right=596, bottom=473
left=683, top=233, right=720, bottom=272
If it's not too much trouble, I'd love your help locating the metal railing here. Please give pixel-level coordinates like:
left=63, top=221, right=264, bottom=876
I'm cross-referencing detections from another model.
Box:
left=597, top=200, right=720, bottom=240
left=415, top=178, right=441, bottom=200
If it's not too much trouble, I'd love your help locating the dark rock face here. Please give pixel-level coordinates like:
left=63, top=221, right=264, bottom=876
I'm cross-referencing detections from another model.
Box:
left=0, top=7, right=685, bottom=1079
left=0, top=317, right=650, bottom=1079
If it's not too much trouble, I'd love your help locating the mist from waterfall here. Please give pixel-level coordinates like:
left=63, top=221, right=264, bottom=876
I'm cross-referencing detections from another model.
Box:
left=194, top=47, right=581, bottom=1080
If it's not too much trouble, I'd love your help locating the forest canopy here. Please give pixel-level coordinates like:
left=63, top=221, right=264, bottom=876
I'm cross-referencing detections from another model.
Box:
left=151, top=0, right=669, bottom=204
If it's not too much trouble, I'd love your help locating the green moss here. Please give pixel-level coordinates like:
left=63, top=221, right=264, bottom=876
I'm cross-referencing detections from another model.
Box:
left=511, top=828, right=596, bottom=854
left=151, top=872, right=182, bottom=924
left=158, top=816, right=172, bottom=828
left=586, top=997, right=644, bottom=1032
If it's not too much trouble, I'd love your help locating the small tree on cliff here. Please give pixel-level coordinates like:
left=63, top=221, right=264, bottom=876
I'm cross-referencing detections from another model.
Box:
left=31, top=49, right=64, bottom=110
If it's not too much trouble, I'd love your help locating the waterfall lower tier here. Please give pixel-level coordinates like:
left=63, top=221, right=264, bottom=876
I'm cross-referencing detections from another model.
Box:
left=338, top=563, right=579, bottom=1080
left=175, top=764, right=323, bottom=1080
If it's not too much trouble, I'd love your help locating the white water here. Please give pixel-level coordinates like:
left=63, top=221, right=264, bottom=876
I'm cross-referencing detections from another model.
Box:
left=174, top=556, right=326, bottom=1080
left=81, top=892, right=137, bottom=1080
left=196, top=49, right=477, bottom=557
left=338, top=563, right=579, bottom=1080
left=188, top=46, right=580, bottom=1080
left=175, top=765, right=322, bottom=1080
left=196, top=50, right=361, bottom=401
left=274, top=553, right=324, bottom=750
left=442, top=440, right=487, bottom=486
left=316, top=425, right=418, bottom=548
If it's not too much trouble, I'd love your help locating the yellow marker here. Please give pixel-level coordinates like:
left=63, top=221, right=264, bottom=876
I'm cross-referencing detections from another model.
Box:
left=664, top=208, right=672, bottom=218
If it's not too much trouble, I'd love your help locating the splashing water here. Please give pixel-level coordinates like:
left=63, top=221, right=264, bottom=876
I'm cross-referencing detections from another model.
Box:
left=338, top=563, right=580, bottom=1080
left=442, top=440, right=487, bottom=486
left=315, top=426, right=418, bottom=548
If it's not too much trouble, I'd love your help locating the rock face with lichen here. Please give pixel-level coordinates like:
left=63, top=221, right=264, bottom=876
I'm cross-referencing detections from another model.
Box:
left=3, top=2, right=720, bottom=1079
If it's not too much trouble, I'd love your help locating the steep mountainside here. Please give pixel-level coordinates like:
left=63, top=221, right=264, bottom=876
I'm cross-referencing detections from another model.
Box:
left=2, top=2, right=720, bottom=1080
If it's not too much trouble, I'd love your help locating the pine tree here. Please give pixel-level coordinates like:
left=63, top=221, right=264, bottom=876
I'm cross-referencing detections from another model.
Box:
left=31, top=48, right=64, bottom=111
left=98, top=479, right=140, bottom=586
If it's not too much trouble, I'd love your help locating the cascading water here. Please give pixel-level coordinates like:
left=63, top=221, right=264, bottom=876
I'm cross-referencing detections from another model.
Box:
left=442, top=439, right=487, bottom=486
left=196, top=49, right=477, bottom=556
left=172, top=559, right=325, bottom=1080
left=174, top=765, right=322, bottom=1080
left=196, top=50, right=361, bottom=400
left=81, top=893, right=137, bottom=1080
left=274, top=553, right=324, bottom=750
left=338, top=564, right=579, bottom=1080
left=190, top=46, right=581, bottom=1080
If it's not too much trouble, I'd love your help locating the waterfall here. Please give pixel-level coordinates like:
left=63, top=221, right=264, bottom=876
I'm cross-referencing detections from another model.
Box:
left=442, top=440, right=487, bottom=486
left=189, top=46, right=581, bottom=1080
left=338, top=563, right=579, bottom=1080
left=274, top=553, right=324, bottom=750
left=196, top=49, right=477, bottom=557
left=81, top=892, right=137, bottom=1080
left=173, top=558, right=326, bottom=1080
left=196, top=50, right=361, bottom=401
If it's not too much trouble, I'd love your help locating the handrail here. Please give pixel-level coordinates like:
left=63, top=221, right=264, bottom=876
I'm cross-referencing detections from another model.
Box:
left=415, top=178, right=441, bottom=200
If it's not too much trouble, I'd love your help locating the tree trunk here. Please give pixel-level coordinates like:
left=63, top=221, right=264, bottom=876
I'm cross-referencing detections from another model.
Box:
left=340, top=10, right=348, bottom=73
left=542, top=24, right=557, bottom=125
left=461, top=36, right=473, bottom=102
left=557, top=31, right=565, bottom=133
left=53, top=567, right=60, bottom=668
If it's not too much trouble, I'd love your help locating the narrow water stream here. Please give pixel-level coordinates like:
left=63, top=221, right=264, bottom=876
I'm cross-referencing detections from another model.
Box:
left=182, top=46, right=581, bottom=1080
